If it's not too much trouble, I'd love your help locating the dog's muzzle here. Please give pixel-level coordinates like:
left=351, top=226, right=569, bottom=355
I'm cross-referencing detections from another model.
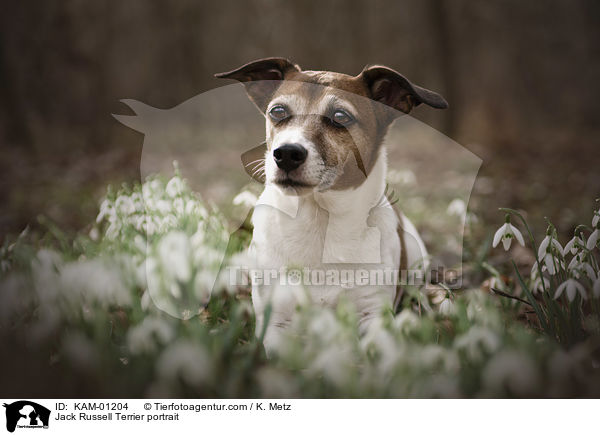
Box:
left=273, top=143, right=308, bottom=172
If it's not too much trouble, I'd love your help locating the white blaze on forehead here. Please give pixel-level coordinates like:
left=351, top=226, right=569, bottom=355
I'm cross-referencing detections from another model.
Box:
left=317, top=94, right=358, bottom=118
left=271, top=127, right=313, bottom=150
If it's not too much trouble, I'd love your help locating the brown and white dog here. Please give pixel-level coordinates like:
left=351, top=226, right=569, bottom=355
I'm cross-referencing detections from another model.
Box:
left=216, top=58, right=447, bottom=352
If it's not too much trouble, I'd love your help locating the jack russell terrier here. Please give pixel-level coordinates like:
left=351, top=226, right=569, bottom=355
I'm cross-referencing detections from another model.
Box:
left=216, top=58, right=447, bottom=352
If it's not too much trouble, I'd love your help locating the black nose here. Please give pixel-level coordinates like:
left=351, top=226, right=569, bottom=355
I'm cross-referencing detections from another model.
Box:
left=273, top=144, right=307, bottom=172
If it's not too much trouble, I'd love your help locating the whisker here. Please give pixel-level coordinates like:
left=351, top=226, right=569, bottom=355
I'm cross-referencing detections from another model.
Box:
left=245, top=158, right=265, bottom=166
left=252, top=165, right=266, bottom=177
left=244, top=158, right=265, bottom=168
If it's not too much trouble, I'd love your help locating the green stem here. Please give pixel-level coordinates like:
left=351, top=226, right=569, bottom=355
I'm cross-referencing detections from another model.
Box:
left=499, top=208, right=548, bottom=294
left=512, top=260, right=549, bottom=333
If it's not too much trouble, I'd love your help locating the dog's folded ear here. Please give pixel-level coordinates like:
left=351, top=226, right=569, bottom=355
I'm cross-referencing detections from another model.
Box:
left=215, top=57, right=301, bottom=113
left=360, top=65, right=448, bottom=114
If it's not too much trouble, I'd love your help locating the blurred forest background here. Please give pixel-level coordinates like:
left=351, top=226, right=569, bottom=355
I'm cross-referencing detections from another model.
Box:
left=0, top=0, right=599, bottom=239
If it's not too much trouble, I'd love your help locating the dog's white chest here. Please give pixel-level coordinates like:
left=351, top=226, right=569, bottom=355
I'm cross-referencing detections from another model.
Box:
left=251, top=189, right=329, bottom=268
left=251, top=190, right=389, bottom=268
left=247, top=151, right=422, bottom=353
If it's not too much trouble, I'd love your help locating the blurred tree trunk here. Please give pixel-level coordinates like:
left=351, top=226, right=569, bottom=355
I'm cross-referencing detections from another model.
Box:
left=428, top=0, right=457, bottom=138
left=0, top=17, right=32, bottom=147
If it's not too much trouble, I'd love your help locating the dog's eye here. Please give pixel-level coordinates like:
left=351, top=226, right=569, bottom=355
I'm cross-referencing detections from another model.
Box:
left=269, top=105, right=289, bottom=121
left=331, top=110, right=354, bottom=127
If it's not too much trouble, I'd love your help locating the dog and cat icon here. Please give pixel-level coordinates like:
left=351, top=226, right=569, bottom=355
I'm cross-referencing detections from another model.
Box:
left=3, top=401, right=50, bottom=432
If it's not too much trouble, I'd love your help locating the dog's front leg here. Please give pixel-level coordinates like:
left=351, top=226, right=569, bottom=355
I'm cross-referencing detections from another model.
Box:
left=350, top=286, right=395, bottom=335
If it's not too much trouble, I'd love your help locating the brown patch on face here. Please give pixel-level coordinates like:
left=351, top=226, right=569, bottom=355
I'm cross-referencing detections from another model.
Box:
left=267, top=71, right=394, bottom=190
left=217, top=60, right=447, bottom=190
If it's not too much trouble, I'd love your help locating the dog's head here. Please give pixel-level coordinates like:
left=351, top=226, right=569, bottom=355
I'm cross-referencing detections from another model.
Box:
left=216, top=57, right=447, bottom=195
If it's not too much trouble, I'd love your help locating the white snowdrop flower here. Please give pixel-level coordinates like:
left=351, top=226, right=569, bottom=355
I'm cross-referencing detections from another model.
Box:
left=130, top=192, right=144, bottom=212
left=192, top=245, right=222, bottom=269
left=159, top=214, right=178, bottom=232
left=538, top=233, right=563, bottom=258
left=141, top=189, right=157, bottom=209
left=288, top=280, right=311, bottom=307
left=165, top=176, right=185, bottom=198
left=455, top=326, right=501, bottom=361
left=393, top=309, right=420, bottom=334
left=33, top=249, right=63, bottom=291
left=96, top=198, right=115, bottom=223
left=0, top=275, right=32, bottom=323
left=361, top=318, right=400, bottom=374
left=563, top=234, right=584, bottom=256
left=127, top=317, right=175, bottom=354
left=532, top=277, right=549, bottom=294
left=115, top=195, right=136, bottom=215
left=482, top=351, right=540, bottom=396
left=158, top=232, right=192, bottom=283
left=233, top=190, right=258, bottom=208
left=492, top=220, right=525, bottom=251
left=190, top=226, right=206, bottom=250
left=133, top=234, right=147, bottom=253
left=132, top=259, right=147, bottom=288
left=169, top=282, right=182, bottom=299
left=133, top=215, right=145, bottom=232
left=593, top=278, right=600, bottom=298
left=554, top=278, right=587, bottom=301
left=141, top=215, right=159, bottom=236
left=267, top=282, right=308, bottom=319
left=307, top=341, right=354, bottom=387
left=581, top=262, right=596, bottom=280
left=173, top=197, right=185, bottom=215
left=446, top=199, right=466, bottom=217
left=59, top=259, right=131, bottom=307
left=155, top=199, right=171, bottom=214
left=225, top=251, right=255, bottom=290
left=145, top=256, right=160, bottom=287
left=593, top=212, right=599, bottom=228
left=537, top=233, right=563, bottom=275
left=419, top=345, right=460, bottom=373
left=439, top=296, right=455, bottom=316
left=140, top=289, right=152, bottom=311
left=567, top=256, right=581, bottom=277
left=488, top=275, right=504, bottom=292
left=105, top=222, right=120, bottom=240
left=587, top=228, right=599, bottom=250
left=157, top=340, right=213, bottom=386
left=148, top=181, right=163, bottom=201
left=542, top=264, right=556, bottom=273
left=185, top=199, right=205, bottom=216
left=88, top=226, right=99, bottom=241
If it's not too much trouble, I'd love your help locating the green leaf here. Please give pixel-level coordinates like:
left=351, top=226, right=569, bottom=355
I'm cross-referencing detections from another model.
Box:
left=513, top=260, right=549, bottom=333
